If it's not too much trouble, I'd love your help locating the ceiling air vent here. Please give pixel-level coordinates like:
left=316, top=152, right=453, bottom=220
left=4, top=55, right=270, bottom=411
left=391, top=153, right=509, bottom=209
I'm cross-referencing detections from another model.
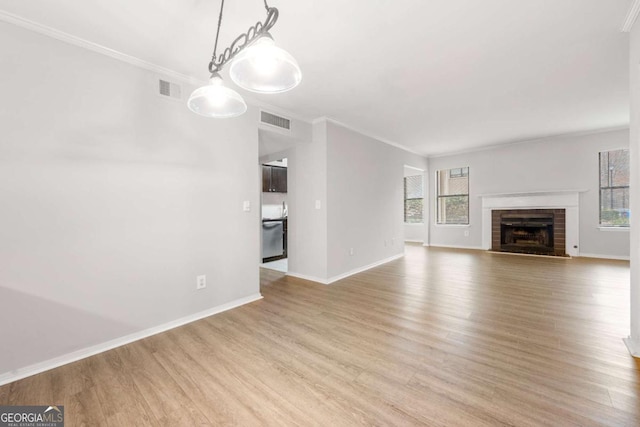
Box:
left=260, top=110, right=291, bottom=131
left=158, top=79, right=182, bottom=100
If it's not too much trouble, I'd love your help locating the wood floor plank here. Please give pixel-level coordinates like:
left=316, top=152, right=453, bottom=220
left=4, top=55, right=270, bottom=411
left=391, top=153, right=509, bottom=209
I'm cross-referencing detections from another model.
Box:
left=0, top=244, right=638, bottom=426
left=66, top=386, right=109, bottom=427
left=145, top=331, right=268, bottom=426
left=114, top=343, right=213, bottom=426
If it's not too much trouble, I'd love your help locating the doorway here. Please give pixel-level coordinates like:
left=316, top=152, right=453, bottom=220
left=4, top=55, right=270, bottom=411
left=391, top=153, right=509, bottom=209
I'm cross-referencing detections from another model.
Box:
left=260, top=158, right=288, bottom=273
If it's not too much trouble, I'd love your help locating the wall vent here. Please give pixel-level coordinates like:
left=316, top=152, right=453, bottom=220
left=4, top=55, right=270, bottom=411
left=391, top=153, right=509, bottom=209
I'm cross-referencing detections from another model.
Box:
left=159, top=79, right=182, bottom=100
left=260, top=110, right=291, bottom=130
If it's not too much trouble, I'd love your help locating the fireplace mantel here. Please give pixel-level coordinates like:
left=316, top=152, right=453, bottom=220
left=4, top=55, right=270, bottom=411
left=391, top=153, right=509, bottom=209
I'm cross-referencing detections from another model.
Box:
left=480, top=190, right=585, bottom=257
left=479, top=189, right=588, bottom=199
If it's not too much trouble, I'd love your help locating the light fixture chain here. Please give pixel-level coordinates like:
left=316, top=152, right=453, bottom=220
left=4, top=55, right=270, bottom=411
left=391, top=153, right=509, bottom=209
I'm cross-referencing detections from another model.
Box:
left=208, top=6, right=278, bottom=74
left=211, top=0, right=226, bottom=64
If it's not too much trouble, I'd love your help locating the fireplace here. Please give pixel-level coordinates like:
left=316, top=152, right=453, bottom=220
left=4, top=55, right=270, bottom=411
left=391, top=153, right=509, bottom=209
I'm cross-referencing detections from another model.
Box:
left=491, top=209, right=566, bottom=256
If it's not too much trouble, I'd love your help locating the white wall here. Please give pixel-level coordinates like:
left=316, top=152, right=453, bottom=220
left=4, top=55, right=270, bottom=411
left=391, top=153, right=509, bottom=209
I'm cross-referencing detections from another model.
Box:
left=278, top=119, right=428, bottom=283
left=286, top=121, right=329, bottom=280
left=404, top=224, right=426, bottom=243
left=627, top=21, right=640, bottom=356
left=0, top=22, right=260, bottom=377
left=427, top=129, right=630, bottom=258
left=325, top=121, right=427, bottom=280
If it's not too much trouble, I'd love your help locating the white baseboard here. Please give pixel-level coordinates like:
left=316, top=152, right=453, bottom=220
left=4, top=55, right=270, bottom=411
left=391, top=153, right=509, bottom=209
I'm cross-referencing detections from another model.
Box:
left=579, top=253, right=630, bottom=261
left=0, top=293, right=263, bottom=387
left=326, top=253, right=404, bottom=284
left=286, top=271, right=330, bottom=285
left=428, top=243, right=485, bottom=250
left=287, top=253, right=405, bottom=285
left=624, top=336, right=640, bottom=358
left=404, top=239, right=424, bottom=243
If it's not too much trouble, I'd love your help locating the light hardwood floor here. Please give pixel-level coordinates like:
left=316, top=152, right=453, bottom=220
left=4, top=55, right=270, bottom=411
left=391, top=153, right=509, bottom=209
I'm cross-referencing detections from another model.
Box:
left=1, top=244, right=639, bottom=426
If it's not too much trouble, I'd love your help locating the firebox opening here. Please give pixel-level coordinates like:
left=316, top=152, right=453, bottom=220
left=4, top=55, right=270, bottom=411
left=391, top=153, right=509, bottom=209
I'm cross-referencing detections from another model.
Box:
left=500, top=214, right=554, bottom=255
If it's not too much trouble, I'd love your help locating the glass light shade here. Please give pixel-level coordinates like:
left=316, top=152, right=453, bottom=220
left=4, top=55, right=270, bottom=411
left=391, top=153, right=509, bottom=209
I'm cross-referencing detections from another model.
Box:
left=187, top=75, right=247, bottom=118
left=229, top=35, right=302, bottom=93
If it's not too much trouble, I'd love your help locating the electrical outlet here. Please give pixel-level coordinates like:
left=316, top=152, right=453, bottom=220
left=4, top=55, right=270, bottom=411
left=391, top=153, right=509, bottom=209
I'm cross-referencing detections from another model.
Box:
left=315, top=200, right=321, bottom=210
left=464, top=230, right=469, bottom=237
left=349, top=248, right=354, bottom=256
left=196, top=275, right=206, bottom=290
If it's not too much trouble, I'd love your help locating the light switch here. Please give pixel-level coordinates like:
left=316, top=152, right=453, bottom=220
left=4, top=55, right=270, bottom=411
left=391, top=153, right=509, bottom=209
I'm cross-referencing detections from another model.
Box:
left=243, top=201, right=251, bottom=212
left=315, top=200, right=321, bottom=210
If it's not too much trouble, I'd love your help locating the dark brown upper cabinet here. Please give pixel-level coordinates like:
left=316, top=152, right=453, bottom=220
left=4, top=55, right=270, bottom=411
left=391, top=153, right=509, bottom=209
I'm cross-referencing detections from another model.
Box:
left=262, top=165, right=287, bottom=193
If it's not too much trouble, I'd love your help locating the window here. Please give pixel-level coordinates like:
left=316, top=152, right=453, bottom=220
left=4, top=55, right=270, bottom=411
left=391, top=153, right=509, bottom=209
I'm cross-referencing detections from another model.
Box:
left=404, top=175, right=424, bottom=223
left=449, top=167, right=469, bottom=178
left=436, top=167, right=469, bottom=224
left=599, top=149, right=630, bottom=227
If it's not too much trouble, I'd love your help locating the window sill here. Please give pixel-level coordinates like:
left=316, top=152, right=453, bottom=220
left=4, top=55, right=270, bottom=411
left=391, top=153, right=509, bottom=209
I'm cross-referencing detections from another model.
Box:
left=434, top=224, right=470, bottom=228
left=598, top=226, right=630, bottom=232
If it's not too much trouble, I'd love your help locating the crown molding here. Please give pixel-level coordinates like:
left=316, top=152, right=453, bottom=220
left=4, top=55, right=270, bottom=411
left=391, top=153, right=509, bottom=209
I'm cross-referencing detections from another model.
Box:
left=621, top=0, right=640, bottom=32
left=312, top=116, right=425, bottom=157
left=0, top=9, right=313, bottom=124
left=0, top=10, right=203, bottom=86
left=426, top=125, right=629, bottom=159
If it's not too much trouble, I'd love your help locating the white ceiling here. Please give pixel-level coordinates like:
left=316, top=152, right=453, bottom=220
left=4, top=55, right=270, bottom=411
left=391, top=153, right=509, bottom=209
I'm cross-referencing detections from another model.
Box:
left=0, top=0, right=632, bottom=156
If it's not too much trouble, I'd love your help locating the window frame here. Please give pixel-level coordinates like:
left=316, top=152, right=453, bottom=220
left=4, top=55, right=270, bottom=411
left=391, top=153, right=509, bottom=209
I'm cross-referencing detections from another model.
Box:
left=449, top=167, right=469, bottom=179
left=404, top=174, right=424, bottom=224
left=435, top=167, right=470, bottom=225
left=598, top=149, right=630, bottom=228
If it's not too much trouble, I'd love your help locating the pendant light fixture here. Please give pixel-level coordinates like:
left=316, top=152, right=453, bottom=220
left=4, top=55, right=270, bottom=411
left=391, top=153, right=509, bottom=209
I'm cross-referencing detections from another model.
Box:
left=187, top=73, right=247, bottom=118
left=188, top=0, right=302, bottom=118
left=230, top=34, right=302, bottom=93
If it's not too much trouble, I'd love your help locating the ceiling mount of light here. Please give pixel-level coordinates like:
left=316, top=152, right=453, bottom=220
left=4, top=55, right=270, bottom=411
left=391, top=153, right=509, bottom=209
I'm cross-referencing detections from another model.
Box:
left=188, top=0, right=302, bottom=118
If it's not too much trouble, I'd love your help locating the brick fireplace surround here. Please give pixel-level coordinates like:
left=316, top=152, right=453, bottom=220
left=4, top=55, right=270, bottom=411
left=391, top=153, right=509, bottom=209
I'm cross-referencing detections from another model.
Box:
left=491, top=209, right=566, bottom=256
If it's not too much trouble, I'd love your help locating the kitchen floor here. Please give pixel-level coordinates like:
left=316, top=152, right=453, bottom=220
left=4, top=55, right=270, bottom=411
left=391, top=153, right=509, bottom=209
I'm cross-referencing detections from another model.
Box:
left=260, top=258, right=287, bottom=273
